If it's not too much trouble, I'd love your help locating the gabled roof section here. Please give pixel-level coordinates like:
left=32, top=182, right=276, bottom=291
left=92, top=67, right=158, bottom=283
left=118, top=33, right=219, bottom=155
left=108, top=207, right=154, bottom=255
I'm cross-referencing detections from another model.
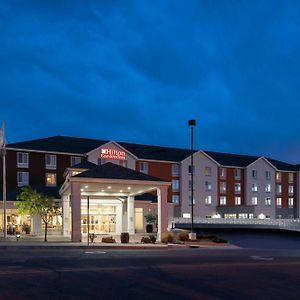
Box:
left=7, top=136, right=108, bottom=154
left=71, top=161, right=98, bottom=169
left=264, top=157, right=298, bottom=171
left=204, top=151, right=259, bottom=167
left=119, top=142, right=192, bottom=162
left=74, top=162, right=166, bottom=182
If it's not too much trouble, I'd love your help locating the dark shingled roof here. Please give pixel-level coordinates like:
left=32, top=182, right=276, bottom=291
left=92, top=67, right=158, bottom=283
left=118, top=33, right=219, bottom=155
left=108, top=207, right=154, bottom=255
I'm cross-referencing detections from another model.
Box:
left=135, top=193, right=157, bottom=202
left=204, top=151, right=259, bottom=167
left=71, top=161, right=98, bottom=169
left=264, top=157, right=298, bottom=171
left=74, top=162, right=166, bottom=181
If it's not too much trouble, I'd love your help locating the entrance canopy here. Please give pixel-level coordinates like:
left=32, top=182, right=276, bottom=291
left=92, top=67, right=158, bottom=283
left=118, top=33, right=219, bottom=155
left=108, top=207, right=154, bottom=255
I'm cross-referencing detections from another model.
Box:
left=60, top=162, right=171, bottom=242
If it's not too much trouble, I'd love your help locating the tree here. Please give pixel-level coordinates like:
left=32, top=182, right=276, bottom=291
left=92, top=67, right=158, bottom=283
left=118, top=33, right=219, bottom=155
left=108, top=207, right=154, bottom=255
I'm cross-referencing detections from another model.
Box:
left=16, top=187, right=61, bottom=242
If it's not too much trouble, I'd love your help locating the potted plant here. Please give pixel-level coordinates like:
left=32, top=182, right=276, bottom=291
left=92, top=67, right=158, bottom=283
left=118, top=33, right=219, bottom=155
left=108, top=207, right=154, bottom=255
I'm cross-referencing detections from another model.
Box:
left=144, top=213, right=156, bottom=233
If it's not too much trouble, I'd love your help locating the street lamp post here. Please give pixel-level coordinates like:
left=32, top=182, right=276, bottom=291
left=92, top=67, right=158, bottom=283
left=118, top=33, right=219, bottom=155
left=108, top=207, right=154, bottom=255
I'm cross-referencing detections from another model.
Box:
left=188, top=119, right=197, bottom=240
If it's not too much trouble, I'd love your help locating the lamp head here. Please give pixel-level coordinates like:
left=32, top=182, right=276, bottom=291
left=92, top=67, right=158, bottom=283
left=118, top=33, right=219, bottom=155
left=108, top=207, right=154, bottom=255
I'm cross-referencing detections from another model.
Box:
left=188, top=119, right=196, bottom=127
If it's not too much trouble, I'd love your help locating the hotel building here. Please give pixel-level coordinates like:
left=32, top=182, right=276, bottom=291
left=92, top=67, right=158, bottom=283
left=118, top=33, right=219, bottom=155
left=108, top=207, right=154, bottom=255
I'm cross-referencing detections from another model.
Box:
left=0, top=136, right=299, bottom=241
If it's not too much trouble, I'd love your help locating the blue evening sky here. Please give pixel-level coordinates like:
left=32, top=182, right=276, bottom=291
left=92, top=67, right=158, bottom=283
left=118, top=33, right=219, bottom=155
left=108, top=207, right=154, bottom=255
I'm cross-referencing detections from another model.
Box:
left=1, top=0, right=300, bottom=163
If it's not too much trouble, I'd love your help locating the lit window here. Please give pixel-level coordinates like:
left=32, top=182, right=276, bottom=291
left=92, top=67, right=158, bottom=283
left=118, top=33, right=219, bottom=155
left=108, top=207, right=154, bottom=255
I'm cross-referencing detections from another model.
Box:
left=252, top=183, right=258, bottom=192
left=205, top=181, right=212, bottom=191
left=172, top=180, right=180, bottom=191
left=219, top=168, right=226, bottom=178
left=46, top=173, right=56, bottom=187
left=252, top=197, right=258, bottom=205
left=17, top=172, right=29, bottom=187
left=172, top=164, right=180, bottom=176
left=46, top=155, right=56, bottom=170
left=188, top=196, right=195, bottom=205
left=276, top=197, right=282, bottom=207
left=235, top=169, right=241, bottom=180
left=276, top=172, right=281, bottom=182
left=139, top=162, right=148, bottom=174
left=288, top=198, right=294, bottom=207
left=220, top=182, right=226, bottom=193
left=276, top=184, right=282, bottom=194
left=265, top=184, right=271, bottom=193
left=172, top=195, right=180, bottom=204
left=235, top=183, right=241, bottom=193
left=235, top=196, right=241, bottom=205
left=238, top=213, right=248, bottom=219
left=17, top=152, right=29, bottom=168
left=252, top=170, right=257, bottom=179
left=70, top=156, right=81, bottom=166
left=288, top=173, right=294, bottom=183
left=265, top=171, right=271, bottom=180
left=288, top=185, right=294, bottom=194
left=204, top=167, right=212, bottom=176
left=265, top=197, right=271, bottom=206
left=220, top=196, right=227, bottom=205
left=205, top=195, right=212, bottom=205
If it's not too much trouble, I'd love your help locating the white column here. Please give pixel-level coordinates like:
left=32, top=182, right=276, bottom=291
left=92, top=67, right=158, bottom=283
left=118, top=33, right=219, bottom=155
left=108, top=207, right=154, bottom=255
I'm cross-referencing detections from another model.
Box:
left=157, top=188, right=162, bottom=240
left=116, top=204, right=123, bottom=234
left=62, top=195, right=71, bottom=236
left=127, top=196, right=135, bottom=234
left=32, top=214, right=41, bottom=236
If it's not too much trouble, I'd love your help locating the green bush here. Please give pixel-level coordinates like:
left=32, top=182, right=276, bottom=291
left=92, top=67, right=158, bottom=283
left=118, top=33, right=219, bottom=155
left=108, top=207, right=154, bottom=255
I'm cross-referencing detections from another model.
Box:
left=176, top=231, right=189, bottom=242
left=141, top=237, right=151, bottom=243
left=149, top=235, right=156, bottom=244
left=161, top=233, right=174, bottom=244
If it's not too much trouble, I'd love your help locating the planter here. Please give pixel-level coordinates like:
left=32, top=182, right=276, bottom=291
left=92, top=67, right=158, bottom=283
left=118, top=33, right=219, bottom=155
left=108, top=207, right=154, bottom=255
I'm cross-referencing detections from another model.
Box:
left=146, top=224, right=153, bottom=233
left=121, top=232, right=129, bottom=243
left=25, top=226, right=30, bottom=234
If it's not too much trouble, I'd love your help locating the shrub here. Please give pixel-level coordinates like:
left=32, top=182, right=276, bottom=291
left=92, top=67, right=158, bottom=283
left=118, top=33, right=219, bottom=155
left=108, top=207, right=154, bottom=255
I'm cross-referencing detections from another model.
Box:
left=121, top=232, right=129, bottom=243
left=101, top=236, right=116, bottom=243
left=141, top=237, right=151, bottom=243
left=176, top=231, right=189, bottom=242
left=149, top=235, right=156, bottom=244
left=161, top=233, right=174, bottom=244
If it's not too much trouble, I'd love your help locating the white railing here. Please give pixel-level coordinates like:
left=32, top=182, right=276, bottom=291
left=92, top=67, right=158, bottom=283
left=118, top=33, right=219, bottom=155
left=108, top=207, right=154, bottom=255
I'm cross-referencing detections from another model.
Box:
left=174, top=217, right=300, bottom=231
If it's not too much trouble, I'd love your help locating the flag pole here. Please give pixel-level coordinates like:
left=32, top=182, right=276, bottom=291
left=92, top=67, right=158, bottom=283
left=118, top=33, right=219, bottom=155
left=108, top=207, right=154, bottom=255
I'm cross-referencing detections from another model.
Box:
left=1, top=121, right=6, bottom=239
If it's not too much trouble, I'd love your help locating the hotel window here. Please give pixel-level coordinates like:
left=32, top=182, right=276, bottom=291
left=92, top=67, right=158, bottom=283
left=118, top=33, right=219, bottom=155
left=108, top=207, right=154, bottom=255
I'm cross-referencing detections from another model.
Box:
left=252, top=170, right=257, bottom=179
left=265, top=184, right=271, bottom=193
left=265, top=197, right=271, bottom=206
left=276, top=184, right=282, bottom=194
left=238, top=213, right=248, bottom=219
left=70, top=156, right=81, bottom=167
left=172, top=164, right=180, bottom=176
left=188, top=196, right=195, bottom=205
left=172, top=195, right=180, bottom=205
left=265, top=171, right=271, bottom=180
left=188, top=165, right=195, bottom=174
left=288, top=173, right=294, bottom=183
left=251, top=183, right=258, bottom=192
left=235, top=183, right=241, bottom=193
left=220, top=196, right=227, bottom=206
left=276, top=197, right=282, bottom=207
left=288, top=197, right=294, bottom=207
left=17, top=152, right=29, bottom=168
left=46, top=173, right=56, bottom=187
left=251, top=196, right=258, bottom=205
left=220, top=182, right=226, bottom=193
left=139, top=162, right=148, bottom=174
left=276, top=172, right=281, bottom=182
left=204, top=167, right=212, bottom=176
left=235, top=169, right=241, bottom=180
left=219, top=168, right=226, bottom=179
left=288, top=185, right=294, bottom=194
left=235, top=196, right=241, bottom=205
left=205, top=181, right=212, bottom=191
left=172, top=179, right=180, bottom=191
left=17, top=171, right=29, bottom=187
left=46, top=154, right=56, bottom=170
left=205, top=195, right=212, bottom=205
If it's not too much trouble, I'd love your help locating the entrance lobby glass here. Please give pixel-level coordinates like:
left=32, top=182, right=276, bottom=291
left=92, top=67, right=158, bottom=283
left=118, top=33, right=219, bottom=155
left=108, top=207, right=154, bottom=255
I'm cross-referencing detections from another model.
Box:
left=81, top=202, right=117, bottom=234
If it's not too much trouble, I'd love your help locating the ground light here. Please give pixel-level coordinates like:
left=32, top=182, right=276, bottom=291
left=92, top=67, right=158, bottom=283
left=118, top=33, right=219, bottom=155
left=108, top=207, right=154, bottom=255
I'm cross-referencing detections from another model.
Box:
left=188, top=119, right=197, bottom=240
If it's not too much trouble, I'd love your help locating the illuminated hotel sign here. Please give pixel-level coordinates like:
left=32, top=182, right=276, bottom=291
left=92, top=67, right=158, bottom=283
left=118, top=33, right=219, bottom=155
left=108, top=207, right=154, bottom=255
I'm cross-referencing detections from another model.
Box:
left=100, top=148, right=126, bottom=160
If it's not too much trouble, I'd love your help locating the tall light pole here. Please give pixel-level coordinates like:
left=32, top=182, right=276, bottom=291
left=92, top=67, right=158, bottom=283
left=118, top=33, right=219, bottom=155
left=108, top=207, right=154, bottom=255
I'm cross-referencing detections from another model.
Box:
left=0, top=121, right=6, bottom=239
left=188, top=119, right=196, bottom=240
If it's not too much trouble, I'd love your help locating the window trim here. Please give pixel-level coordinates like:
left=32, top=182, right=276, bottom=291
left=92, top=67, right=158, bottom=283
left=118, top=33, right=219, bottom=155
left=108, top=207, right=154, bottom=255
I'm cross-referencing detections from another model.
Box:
left=45, top=154, right=57, bottom=170
left=17, top=152, right=29, bottom=168
left=17, top=171, right=29, bottom=187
